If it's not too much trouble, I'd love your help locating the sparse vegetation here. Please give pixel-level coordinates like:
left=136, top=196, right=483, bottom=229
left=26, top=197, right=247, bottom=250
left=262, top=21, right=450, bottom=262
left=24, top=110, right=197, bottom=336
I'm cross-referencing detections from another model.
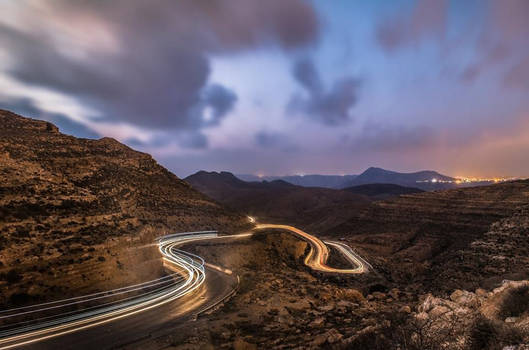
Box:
left=469, top=315, right=524, bottom=350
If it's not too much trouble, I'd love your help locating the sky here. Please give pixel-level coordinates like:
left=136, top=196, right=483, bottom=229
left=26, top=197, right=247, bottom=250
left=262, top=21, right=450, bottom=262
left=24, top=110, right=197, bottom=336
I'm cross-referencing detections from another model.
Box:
left=0, top=0, right=528, bottom=178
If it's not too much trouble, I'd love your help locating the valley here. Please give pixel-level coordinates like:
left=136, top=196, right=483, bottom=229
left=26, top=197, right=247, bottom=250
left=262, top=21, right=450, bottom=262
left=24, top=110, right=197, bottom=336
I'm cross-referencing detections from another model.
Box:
left=1, top=111, right=528, bottom=349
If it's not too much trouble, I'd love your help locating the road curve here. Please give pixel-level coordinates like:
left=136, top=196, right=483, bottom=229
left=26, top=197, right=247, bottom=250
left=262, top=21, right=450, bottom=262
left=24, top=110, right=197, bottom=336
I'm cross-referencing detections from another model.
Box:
left=0, top=225, right=369, bottom=349
left=253, top=224, right=368, bottom=274
left=0, top=232, right=240, bottom=350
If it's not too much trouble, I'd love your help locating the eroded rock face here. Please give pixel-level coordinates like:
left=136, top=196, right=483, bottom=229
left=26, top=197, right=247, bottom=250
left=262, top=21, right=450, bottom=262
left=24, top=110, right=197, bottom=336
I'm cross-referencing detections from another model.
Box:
left=0, top=110, right=250, bottom=306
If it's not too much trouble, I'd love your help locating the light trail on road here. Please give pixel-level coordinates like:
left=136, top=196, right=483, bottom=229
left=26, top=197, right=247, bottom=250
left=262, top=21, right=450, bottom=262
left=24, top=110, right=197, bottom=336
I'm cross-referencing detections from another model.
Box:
left=0, top=223, right=370, bottom=349
left=0, top=232, right=218, bottom=349
left=253, top=224, right=368, bottom=274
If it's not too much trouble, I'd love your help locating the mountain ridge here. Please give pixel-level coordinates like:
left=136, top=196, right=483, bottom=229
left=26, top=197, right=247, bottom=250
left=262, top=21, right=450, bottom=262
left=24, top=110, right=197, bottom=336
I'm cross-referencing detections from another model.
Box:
left=237, top=167, right=457, bottom=190
left=185, top=170, right=370, bottom=232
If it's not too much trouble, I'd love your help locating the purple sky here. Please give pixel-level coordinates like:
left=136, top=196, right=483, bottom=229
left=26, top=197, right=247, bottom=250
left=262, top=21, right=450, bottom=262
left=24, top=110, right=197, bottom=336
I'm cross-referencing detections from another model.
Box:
left=1, top=1, right=528, bottom=178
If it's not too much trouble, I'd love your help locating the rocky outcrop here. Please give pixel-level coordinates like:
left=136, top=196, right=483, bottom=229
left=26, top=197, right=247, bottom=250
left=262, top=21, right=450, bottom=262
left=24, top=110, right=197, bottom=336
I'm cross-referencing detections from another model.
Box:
left=412, top=280, right=529, bottom=349
left=0, top=109, right=250, bottom=306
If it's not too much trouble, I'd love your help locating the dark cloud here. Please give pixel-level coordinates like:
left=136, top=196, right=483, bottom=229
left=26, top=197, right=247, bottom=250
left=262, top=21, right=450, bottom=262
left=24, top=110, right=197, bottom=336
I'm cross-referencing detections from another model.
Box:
left=376, top=0, right=448, bottom=52
left=0, top=97, right=100, bottom=139
left=255, top=131, right=283, bottom=148
left=380, top=0, right=529, bottom=91
left=288, top=58, right=359, bottom=126
left=0, top=0, right=319, bottom=131
left=292, top=58, right=323, bottom=94
left=201, top=84, right=237, bottom=126
left=255, top=131, right=297, bottom=152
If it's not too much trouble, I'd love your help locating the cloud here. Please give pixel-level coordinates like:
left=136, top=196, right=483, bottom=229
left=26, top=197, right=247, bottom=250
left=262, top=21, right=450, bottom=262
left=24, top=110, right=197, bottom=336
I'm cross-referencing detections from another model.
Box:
left=288, top=58, right=359, bottom=125
left=376, top=0, right=448, bottom=52
left=255, top=131, right=297, bottom=152
left=460, top=65, right=480, bottom=83
left=200, top=84, right=237, bottom=127
left=0, top=0, right=319, bottom=133
left=352, top=122, right=435, bottom=152
left=292, top=58, right=323, bottom=94
left=504, top=55, right=529, bottom=90
left=179, top=132, right=209, bottom=149
left=470, top=1, right=529, bottom=87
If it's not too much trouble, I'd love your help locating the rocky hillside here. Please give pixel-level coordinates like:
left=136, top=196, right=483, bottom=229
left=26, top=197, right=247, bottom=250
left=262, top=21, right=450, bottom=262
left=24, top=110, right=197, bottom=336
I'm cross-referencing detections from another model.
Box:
left=185, top=170, right=370, bottom=231
left=0, top=110, right=250, bottom=306
left=325, top=180, right=529, bottom=294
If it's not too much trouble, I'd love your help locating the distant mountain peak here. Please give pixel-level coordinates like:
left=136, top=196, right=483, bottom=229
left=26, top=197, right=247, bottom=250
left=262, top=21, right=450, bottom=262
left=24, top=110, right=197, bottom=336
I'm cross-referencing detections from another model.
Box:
left=343, top=167, right=455, bottom=190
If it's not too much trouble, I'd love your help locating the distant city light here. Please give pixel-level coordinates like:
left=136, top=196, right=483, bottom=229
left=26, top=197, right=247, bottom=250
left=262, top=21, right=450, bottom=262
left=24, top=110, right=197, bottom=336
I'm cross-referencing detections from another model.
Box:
left=416, top=176, right=519, bottom=184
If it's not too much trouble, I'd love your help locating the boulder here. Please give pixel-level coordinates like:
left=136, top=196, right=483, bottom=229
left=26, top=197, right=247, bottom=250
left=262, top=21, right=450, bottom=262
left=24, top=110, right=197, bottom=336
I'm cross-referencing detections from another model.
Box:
left=450, top=290, right=480, bottom=308
left=399, top=305, right=412, bottom=313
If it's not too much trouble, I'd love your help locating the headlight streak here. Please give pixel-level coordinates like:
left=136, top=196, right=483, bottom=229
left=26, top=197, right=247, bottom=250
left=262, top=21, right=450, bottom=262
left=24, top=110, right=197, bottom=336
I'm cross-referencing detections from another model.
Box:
left=253, top=224, right=368, bottom=274
left=0, top=279, right=182, bottom=332
left=0, top=232, right=218, bottom=349
left=0, top=273, right=179, bottom=315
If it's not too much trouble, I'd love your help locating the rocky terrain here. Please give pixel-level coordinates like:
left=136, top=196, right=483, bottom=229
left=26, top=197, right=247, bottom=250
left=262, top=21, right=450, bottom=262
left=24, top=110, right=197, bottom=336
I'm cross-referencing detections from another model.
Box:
left=181, top=171, right=529, bottom=348
left=128, top=231, right=529, bottom=349
left=0, top=110, right=250, bottom=307
left=325, top=180, right=529, bottom=294
left=409, top=280, right=529, bottom=350
left=130, top=231, right=406, bottom=349
left=185, top=170, right=529, bottom=296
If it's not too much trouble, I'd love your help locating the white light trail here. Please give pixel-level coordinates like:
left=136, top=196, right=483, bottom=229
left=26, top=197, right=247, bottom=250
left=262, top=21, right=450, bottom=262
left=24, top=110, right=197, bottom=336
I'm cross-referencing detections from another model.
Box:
left=0, top=232, right=217, bottom=349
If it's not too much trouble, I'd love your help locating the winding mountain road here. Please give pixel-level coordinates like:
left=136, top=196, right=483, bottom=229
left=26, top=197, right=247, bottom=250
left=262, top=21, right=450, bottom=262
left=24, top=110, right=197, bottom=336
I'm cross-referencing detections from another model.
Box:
left=0, top=224, right=369, bottom=349
left=253, top=224, right=368, bottom=274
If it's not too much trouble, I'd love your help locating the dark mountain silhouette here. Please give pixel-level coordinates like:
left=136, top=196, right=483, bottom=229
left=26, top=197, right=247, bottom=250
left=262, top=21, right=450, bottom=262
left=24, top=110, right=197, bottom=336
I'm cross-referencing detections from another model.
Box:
left=236, top=174, right=357, bottom=189
left=185, top=171, right=369, bottom=231
left=343, top=183, right=424, bottom=200
left=342, top=167, right=456, bottom=190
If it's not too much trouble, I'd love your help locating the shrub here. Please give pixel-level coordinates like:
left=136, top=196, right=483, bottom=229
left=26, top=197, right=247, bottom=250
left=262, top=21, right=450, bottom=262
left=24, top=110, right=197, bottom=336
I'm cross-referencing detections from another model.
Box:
left=500, top=285, right=529, bottom=319
left=469, top=315, right=524, bottom=350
